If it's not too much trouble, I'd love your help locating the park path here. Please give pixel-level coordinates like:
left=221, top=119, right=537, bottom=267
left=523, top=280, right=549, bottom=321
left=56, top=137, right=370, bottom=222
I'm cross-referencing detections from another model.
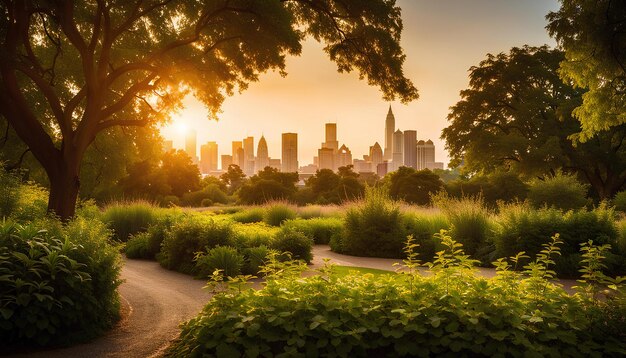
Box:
left=6, top=245, right=578, bottom=357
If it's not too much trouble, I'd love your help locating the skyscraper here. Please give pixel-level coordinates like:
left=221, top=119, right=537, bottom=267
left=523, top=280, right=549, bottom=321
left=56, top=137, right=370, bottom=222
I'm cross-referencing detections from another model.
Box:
left=337, top=144, right=352, bottom=168
left=318, top=147, right=334, bottom=170
left=256, top=135, right=269, bottom=173
left=384, top=106, right=395, bottom=160
left=232, top=141, right=243, bottom=168
left=185, top=129, right=198, bottom=164
left=370, top=142, right=383, bottom=168
left=392, top=129, right=404, bottom=170
left=282, top=133, right=298, bottom=173
left=403, top=130, right=417, bottom=169
left=243, top=136, right=255, bottom=175
left=200, top=141, right=218, bottom=174
left=322, top=123, right=339, bottom=152
left=417, top=139, right=436, bottom=170
left=221, top=155, right=232, bottom=171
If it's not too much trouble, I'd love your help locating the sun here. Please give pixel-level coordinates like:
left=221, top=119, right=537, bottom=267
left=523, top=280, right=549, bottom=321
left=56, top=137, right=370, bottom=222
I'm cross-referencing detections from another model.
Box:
left=174, top=121, right=188, bottom=134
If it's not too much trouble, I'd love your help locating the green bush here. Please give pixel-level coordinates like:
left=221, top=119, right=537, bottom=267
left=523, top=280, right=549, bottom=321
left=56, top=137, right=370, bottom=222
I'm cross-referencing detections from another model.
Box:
left=231, top=208, right=265, bottom=224
left=125, top=212, right=183, bottom=260
left=0, top=168, right=20, bottom=218
left=432, top=193, right=492, bottom=260
left=527, top=173, right=589, bottom=211
left=195, top=246, right=244, bottom=278
left=181, top=184, right=229, bottom=207
left=0, top=218, right=121, bottom=347
left=263, top=203, right=297, bottom=226
left=614, top=191, right=626, bottom=213
left=340, top=187, right=406, bottom=258
left=125, top=232, right=150, bottom=259
left=102, top=200, right=160, bottom=241
left=403, top=213, right=449, bottom=261
left=282, top=217, right=344, bottom=245
left=230, top=223, right=276, bottom=248
left=167, top=234, right=626, bottom=357
left=11, top=182, right=49, bottom=222
left=271, top=227, right=313, bottom=263
left=618, top=219, right=626, bottom=256
left=242, top=245, right=270, bottom=275
left=158, top=217, right=233, bottom=274
left=494, top=204, right=621, bottom=277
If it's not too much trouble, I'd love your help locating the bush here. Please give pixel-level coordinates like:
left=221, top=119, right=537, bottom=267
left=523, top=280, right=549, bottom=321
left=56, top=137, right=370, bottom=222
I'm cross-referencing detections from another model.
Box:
left=11, top=182, right=49, bottom=222
left=230, top=223, right=277, bottom=248
left=158, top=217, right=233, bottom=274
left=403, top=213, right=449, bottom=261
left=282, top=217, right=344, bottom=244
left=614, top=191, right=626, bottom=213
left=0, top=218, right=121, bottom=347
left=181, top=184, right=229, bottom=207
left=242, top=245, right=270, bottom=275
left=340, top=187, right=406, bottom=258
left=102, top=200, right=160, bottom=241
left=167, top=234, right=626, bottom=357
left=231, top=208, right=265, bottom=224
left=125, top=212, right=183, bottom=260
left=263, top=203, right=297, bottom=226
left=195, top=246, right=244, bottom=278
left=271, top=227, right=313, bottom=263
left=125, top=232, right=150, bottom=259
left=527, top=173, right=589, bottom=211
left=494, top=204, right=622, bottom=277
left=432, top=193, right=492, bottom=260
left=0, top=168, right=20, bottom=218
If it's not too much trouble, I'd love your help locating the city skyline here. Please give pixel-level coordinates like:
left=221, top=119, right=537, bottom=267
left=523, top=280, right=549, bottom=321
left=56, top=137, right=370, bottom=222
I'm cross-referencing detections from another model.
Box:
left=159, top=0, right=558, bottom=168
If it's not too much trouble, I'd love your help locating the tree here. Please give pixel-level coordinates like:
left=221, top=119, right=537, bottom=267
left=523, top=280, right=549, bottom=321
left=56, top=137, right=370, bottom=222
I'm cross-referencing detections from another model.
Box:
left=220, top=164, right=246, bottom=194
left=237, top=167, right=298, bottom=204
left=442, top=46, right=626, bottom=199
left=547, top=0, right=626, bottom=140
left=0, top=0, right=418, bottom=220
left=160, top=150, right=201, bottom=197
left=388, top=166, right=443, bottom=205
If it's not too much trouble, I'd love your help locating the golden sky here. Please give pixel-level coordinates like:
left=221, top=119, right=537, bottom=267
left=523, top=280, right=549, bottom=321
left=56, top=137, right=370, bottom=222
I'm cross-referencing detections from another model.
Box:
left=161, top=0, right=559, bottom=169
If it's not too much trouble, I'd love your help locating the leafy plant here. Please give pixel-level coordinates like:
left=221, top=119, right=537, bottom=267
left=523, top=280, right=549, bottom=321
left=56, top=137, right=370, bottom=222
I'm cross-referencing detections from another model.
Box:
left=271, top=227, right=313, bottom=263
left=231, top=208, right=265, bottom=224
left=102, top=200, right=161, bottom=241
left=263, top=203, right=297, bottom=227
left=527, top=173, right=589, bottom=211
left=195, top=246, right=245, bottom=278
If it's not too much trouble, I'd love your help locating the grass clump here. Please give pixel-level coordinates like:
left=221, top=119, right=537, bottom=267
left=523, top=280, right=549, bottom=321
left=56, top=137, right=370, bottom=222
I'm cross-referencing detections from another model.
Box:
left=166, top=232, right=626, bottom=357
left=102, top=200, right=161, bottom=241
left=242, top=245, right=270, bottom=275
left=281, top=217, right=344, bottom=245
left=231, top=207, right=265, bottom=224
left=263, top=202, right=297, bottom=226
left=527, top=172, right=589, bottom=211
left=195, top=246, right=244, bottom=278
left=271, top=227, right=313, bottom=263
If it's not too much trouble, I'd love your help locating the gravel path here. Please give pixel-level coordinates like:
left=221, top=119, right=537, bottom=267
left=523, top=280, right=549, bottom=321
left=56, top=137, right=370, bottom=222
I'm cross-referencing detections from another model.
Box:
left=6, top=245, right=578, bottom=357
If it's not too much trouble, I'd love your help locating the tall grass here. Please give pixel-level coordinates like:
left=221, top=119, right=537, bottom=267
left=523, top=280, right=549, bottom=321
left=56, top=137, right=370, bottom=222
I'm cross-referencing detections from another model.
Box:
left=282, top=217, right=344, bottom=244
left=231, top=207, right=265, bottom=223
left=102, top=200, right=162, bottom=241
left=263, top=202, right=297, bottom=226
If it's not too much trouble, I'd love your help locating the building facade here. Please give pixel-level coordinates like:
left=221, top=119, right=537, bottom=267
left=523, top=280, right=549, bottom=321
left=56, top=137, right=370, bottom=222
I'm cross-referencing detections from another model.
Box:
left=403, top=130, right=417, bottom=169
left=281, top=133, right=298, bottom=173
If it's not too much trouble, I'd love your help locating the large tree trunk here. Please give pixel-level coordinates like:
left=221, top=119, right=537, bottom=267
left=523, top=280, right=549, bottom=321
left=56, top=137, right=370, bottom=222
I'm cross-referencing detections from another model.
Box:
left=47, top=164, right=80, bottom=221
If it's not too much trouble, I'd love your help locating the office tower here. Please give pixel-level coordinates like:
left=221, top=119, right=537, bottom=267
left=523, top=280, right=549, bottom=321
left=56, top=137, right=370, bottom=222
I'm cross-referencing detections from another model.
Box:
left=352, top=159, right=372, bottom=173
left=377, top=162, right=389, bottom=177
left=256, top=135, right=269, bottom=172
left=185, top=129, right=198, bottom=164
left=337, top=144, right=352, bottom=169
left=243, top=136, right=255, bottom=175
left=221, top=155, right=232, bottom=171
left=163, top=140, right=173, bottom=152
left=384, top=106, right=395, bottom=160
left=232, top=141, right=243, bottom=168
left=369, top=142, right=383, bottom=168
left=392, top=129, right=404, bottom=170
left=417, top=139, right=436, bottom=170
left=322, top=123, right=339, bottom=152
left=200, top=141, right=218, bottom=174
left=403, top=130, right=417, bottom=169
left=269, top=158, right=281, bottom=171
left=282, top=133, right=298, bottom=173
left=235, top=147, right=244, bottom=169
left=318, top=147, right=334, bottom=170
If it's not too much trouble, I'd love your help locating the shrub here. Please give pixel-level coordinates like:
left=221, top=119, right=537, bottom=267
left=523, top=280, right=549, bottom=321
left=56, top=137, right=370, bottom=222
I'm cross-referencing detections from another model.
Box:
left=297, top=205, right=323, bottom=219
left=271, top=227, right=313, bottom=263
left=282, top=217, right=344, bottom=244
left=125, top=232, right=150, bottom=259
left=242, top=245, right=270, bottom=275
left=230, top=223, right=277, bottom=248
left=102, top=200, right=160, bottom=241
left=527, top=173, right=589, bottom=211
left=329, top=231, right=345, bottom=253
left=11, top=182, right=49, bottom=222
left=231, top=207, right=265, bottom=224
left=158, top=217, right=233, bottom=274
left=125, top=212, right=183, bottom=260
left=195, top=246, right=244, bottom=278
left=614, top=191, right=626, bottom=213
left=263, top=203, right=297, bottom=226
left=0, top=168, right=20, bottom=218
left=200, top=198, right=213, bottom=207
left=432, top=193, right=492, bottom=259
left=341, top=187, right=406, bottom=258
left=0, top=218, right=121, bottom=347
left=181, top=184, right=229, bottom=207
left=167, top=234, right=626, bottom=357
left=403, top=213, right=449, bottom=261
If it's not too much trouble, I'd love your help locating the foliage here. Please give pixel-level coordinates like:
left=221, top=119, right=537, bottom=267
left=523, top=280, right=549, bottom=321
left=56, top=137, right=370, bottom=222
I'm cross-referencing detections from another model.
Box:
left=102, top=200, right=160, bottom=241
left=527, top=173, right=589, bottom=211
left=231, top=208, right=265, bottom=224
left=341, top=186, right=406, bottom=258
left=230, top=223, right=277, bottom=249
left=388, top=167, right=444, bottom=205
left=0, top=169, right=22, bottom=219
left=446, top=171, right=529, bottom=207
left=263, top=203, right=297, bottom=227
left=238, top=167, right=299, bottom=204
left=282, top=217, right=344, bottom=245
left=158, top=217, right=233, bottom=274
left=220, top=165, right=247, bottom=195
left=271, top=227, right=314, bottom=264
left=547, top=0, right=626, bottom=140
left=614, top=191, right=626, bottom=214
left=494, top=203, right=622, bottom=277
left=181, top=184, right=229, bottom=207
left=305, top=167, right=364, bottom=204
left=125, top=232, right=151, bottom=259
left=166, top=233, right=626, bottom=357
left=242, top=245, right=270, bottom=276
left=195, top=246, right=245, bottom=278
left=0, top=218, right=121, bottom=347
left=403, top=213, right=449, bottom=261
left=442, top=45, right=626, bottom=199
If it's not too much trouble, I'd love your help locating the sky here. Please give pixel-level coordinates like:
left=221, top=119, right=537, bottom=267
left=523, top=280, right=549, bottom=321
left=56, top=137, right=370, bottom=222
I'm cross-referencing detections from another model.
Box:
left=160, top=0, right=560, bottom=170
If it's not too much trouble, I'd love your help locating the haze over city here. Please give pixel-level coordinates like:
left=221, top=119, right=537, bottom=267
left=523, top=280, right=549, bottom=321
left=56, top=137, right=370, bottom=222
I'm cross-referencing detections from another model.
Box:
left=160, top=0, right=559, bottom=168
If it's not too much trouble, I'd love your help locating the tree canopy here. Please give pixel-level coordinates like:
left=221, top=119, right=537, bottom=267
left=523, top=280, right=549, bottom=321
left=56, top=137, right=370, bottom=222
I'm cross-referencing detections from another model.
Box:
left=387, top=166, right=443, bottom=205
left=0, top=0, right=417, bottom=219
left=442, top=46, right=626, bottom=199
left=547, top=0, right=626, bottom=141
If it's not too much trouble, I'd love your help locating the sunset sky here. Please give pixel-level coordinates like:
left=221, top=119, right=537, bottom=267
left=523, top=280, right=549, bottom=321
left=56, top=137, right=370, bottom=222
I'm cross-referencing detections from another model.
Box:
left=160, top=0, right=559, bottom=169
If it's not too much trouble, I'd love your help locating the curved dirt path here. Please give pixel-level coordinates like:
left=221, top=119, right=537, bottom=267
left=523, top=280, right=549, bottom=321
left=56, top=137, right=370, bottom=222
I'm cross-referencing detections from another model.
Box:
left=9, top=259, right=212, bottom=358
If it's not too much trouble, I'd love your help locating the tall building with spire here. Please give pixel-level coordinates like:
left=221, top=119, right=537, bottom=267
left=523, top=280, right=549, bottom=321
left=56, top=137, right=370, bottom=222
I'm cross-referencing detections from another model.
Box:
left=370, top=142, right=383, bottom=168
left=384, top=106, right=395, bottom=160
left=256, top=135, right=269, bottom=173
